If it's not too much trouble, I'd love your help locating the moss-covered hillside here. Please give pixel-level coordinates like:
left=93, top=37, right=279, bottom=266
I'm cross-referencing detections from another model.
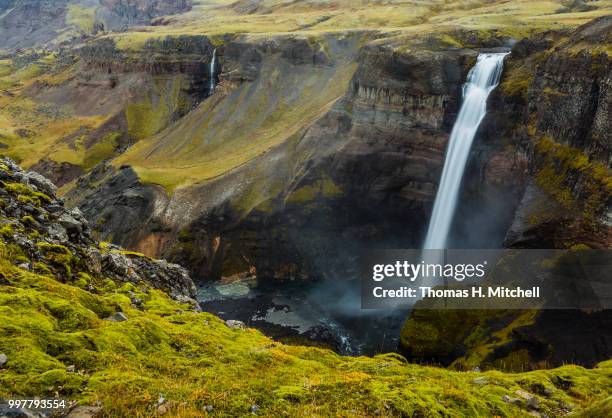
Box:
left=0, top=165, right=611, bottom=417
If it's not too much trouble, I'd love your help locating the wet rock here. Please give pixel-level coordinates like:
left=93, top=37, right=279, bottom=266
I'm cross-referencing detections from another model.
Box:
left=106, top=312, right=128, bottom=322
left=226, top=320, right=247, bottom=330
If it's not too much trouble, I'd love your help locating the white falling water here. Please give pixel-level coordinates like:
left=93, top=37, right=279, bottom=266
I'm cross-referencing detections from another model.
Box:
left=209, top=48, right=217, bottom=94
left=423, top=53, right=509, bottom=250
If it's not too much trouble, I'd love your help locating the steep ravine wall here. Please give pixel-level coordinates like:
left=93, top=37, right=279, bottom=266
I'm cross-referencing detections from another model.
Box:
left=400, top=17, right=612, bottom=370
left=24, top=35, right=216, bottom=186
left=68, top=35, right=495, bottom=282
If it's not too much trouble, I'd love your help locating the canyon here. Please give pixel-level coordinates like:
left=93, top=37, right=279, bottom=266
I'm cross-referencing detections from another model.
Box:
left=0, top=0, right=610, bottom=368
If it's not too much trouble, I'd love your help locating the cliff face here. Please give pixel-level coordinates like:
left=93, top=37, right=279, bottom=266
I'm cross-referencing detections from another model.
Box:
left=66, top=34, right=487, bottom=282
left=0, top=0, right=68, bottom=51
left=504, top=17, right=611, bottom=249
left=15, top=35, right=215, bottom=187
left=399, top=17, right=612, bottom=370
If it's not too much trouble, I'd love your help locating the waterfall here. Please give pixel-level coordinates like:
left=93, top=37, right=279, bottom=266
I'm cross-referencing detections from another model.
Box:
left=209, top=48, right=217, bottom=94
left=423, top=53, right=509, bottom=250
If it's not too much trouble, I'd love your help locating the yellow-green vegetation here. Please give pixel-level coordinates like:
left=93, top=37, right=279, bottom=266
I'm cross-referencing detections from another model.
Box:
left=1, top=240, right=612, bottom=416
left=401, top=308, right=541, bottom=371
left=125, top=77, right=190, bottom=140
left=115, top=48, right=358, bottom=191
left=104, top=0, right=612, bottom=52
left=534, top=137, right=612, bottom=220
left=286, top=178, right=342, bottom=204
left=66, top=4, right=97, bottom=34
left=0, top=59, right=12, bottom=77
left=2, top=181, right=51, bottom=207
left=501, top=64, right=535, bottom=100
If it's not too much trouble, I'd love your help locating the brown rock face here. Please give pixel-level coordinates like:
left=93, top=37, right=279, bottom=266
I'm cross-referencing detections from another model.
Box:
left=30, top=159, right=84, bottom=188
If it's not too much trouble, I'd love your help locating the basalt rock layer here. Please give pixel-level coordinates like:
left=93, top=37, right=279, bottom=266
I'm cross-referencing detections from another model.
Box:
left=400, top=17, right=612, bottom=370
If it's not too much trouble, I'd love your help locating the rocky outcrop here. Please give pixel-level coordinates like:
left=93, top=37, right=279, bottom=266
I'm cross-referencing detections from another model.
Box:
left=0, top=0, right=69, bottom=51
left=0, top=158, right=198, bottom=305
left=76, top=36, right=215, bottom=76
left=30, top=159, right=84, bottom=187
left=503, top=16, right=611, bottom=249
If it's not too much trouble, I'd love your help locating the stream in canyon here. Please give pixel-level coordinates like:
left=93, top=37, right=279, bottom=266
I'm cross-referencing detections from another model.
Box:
left=197, top=277, right=408, bottom=355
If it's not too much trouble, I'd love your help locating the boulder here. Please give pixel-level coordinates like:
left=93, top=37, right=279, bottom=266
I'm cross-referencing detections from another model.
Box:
left=23, top=171, right=57, bottom=197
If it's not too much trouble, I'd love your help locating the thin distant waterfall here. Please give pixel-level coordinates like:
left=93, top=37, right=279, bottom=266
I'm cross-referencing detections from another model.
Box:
left=209, top=48, right=217, bottom=94
left=423, top=53, right=509, bottom=250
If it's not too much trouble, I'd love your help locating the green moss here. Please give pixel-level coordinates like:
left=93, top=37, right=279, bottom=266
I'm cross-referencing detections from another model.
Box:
left=0, top=223, right=16, bottom=238
left=125, top=77, right=188, bottom=140
left=83, top=132, right=121, bottom=170
left=3, top=182, right=51, bottom=206
left=0, top=247, right=611, bottom=416
left=534, top=137, right=612, bottom=221
left=33, top=262, right=54, bottom=277
left=20, top=215, right=36, bottom=225
left=35, top=242, right=74, bottom=277
left=66, top=4, right=96, bottom=33
left=501, top=63, right=534, bottom=100
left=286, top=178, right=342, bottom=204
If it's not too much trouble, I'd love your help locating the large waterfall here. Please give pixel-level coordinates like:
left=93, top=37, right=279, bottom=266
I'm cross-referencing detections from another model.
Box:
left=209, top=48, right=217, bottom=94
left=423, top=53, right=509, bottom=250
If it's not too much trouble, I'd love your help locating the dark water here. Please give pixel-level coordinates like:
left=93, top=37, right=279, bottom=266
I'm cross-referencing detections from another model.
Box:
left=197, top=277, right=408, bottom=355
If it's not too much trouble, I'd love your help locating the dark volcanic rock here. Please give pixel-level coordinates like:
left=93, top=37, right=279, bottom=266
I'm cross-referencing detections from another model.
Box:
left=30, top=159, right=84, bottom=188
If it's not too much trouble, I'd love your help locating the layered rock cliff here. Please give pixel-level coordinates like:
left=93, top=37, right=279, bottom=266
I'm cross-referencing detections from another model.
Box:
left=0, top=157, right=198, bottom=304
left=400, top=17, right=612, bottom=370
left=66, top=33, right=483, bottom=282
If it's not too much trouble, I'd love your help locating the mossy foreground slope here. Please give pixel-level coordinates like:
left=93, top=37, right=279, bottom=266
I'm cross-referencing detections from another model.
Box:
left=0, top=159, right=610, bottom=416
